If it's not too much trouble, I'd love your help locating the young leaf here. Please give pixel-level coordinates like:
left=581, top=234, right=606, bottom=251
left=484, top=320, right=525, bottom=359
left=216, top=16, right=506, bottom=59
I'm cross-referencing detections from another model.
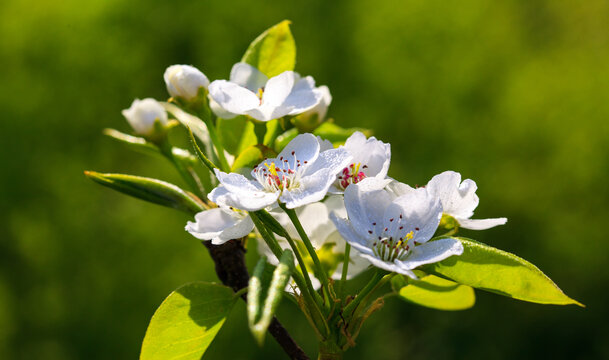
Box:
left=216, top=116, right=257, bottom=155
left=422, top=237, right=583, bottom=306
left=248, top=251, right=294, bottom=345
left=313, top=122, right=372, bottom=145
left=242, top=20, right=296, bottom=78
left=84, top=171, right=204, bottom=215
left=231, top=144, right=277, bottom=171
left=140, top=282, right=237, bottom=360
left=395, top=274, right=475, bottom=311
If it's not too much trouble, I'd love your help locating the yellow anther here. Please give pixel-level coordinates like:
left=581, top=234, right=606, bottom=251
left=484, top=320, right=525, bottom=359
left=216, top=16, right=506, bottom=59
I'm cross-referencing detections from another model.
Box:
left=405, top=231, right=414, bottom=241
left=265, top=162, right=279, bottom=177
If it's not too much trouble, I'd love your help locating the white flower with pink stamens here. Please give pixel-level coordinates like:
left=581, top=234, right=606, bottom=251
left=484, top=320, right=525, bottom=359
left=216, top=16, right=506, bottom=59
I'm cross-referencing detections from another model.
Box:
left=330, top=131, right=391, bottom=193
left=209, top=133, right=352, bottom=211
left=330, top=178, right=463, bottom=279
left=185, top=206, right=253, bottom=245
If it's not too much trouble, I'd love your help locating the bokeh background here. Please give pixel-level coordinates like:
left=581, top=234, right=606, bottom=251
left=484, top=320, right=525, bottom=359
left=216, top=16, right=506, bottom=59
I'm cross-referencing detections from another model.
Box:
left=1, top=0, right=607, bottom=359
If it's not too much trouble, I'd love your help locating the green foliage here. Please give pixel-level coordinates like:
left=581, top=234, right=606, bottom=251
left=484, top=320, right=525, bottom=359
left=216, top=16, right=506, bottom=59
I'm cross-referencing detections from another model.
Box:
left=423, top=238, right=583, bottom=306
left=84, top=171, right=204, bottom=215
left=231, top=144, right=277, bottom=171
left=393, top=273, right=475, bottom=311
left=242, top=20, right=296, bottom=78
left=140, top=282, right=237, bottom=360
left=247, top=252, right=293, bottom=345
left=216, top=116, right=257, bottom=155
left=313, top=123, right=372, bottom=145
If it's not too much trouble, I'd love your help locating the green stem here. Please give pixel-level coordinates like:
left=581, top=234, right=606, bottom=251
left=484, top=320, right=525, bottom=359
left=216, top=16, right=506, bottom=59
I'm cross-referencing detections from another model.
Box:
left=280, top=204, right=332, bottom=305
left=250, top=212, right=329, bottom=337
left=337, top=243, right=351, bottom=301
left=202, top=115, right=230, bottom=172
left=342, top=270, right=386, bottom=317
left=318, top=340, right=343, bottom=360
left=159, top=139, right=205, bottom=199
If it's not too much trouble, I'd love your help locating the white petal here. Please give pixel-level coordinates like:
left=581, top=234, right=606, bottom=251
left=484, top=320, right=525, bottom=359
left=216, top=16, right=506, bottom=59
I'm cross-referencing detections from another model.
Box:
left=329, top=213, right=373, bottom=256
left=185, top=208, right=254, bottom=244
left=276, top=133, right=321, bottom=168
left=343, top=178, right=394, bottom=236
left=294, top=202, right=332, bottom=247
left=164, top=64, right=209, bottom=100
left=427, top=171, right=479, bottom=219
left=391, top=188, right=442, bottom=245
left=398, top=237, right=463, bottom=270
left=385, top=179, right=416, bottom=197
left=283, top=76, right=322, bottom=115
left=458, top=217, right=507, bottom=230
left=303, top=147, right=352, bottom=176
left=209, top=185, right=279, bottom=212
left=229, top=62, right=268, bottom=91
left=208, top=80, right=260, bottom=115
left=209, top=97, right=238, bottom=119
left=329, top=232, right=369, bottom=280
left=262, top=71, right=296, bottom=106
left=343, top=131, right=391, bottom=180
left=358, top=254, right=416, bottom=278
left=280, top=168, right=336, bottom=208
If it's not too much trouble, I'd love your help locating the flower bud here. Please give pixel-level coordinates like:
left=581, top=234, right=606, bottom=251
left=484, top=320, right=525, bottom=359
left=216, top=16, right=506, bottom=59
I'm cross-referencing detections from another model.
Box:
left=121, top=98, right=168, bottom=135
left=164, top=65, right=210, bottom=100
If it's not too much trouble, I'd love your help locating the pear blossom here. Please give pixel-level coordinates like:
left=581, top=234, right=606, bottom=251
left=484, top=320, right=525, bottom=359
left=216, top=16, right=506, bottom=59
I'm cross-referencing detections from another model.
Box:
left=425, top=171, right=507, bottom=230
left=186, top=206, right=253, bottom=245
left=258, top=196, right=368, bottom=289
left=164, top=64, right=210, bottom=100
left=330, top=131, right=391, bottom=193
left=292, top=85, right=332, bottom=131
left=330, top=178, right=463, bottom=279
left=208, top=62, right=324, bottom=122
left=121, top=98, right=168, bottom=135
left=209, top=133, right=352, bottom=211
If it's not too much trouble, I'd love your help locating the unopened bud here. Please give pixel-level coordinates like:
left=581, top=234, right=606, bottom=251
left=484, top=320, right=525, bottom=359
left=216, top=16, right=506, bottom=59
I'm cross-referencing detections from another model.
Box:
left=164, top=64, right=210, bottom=100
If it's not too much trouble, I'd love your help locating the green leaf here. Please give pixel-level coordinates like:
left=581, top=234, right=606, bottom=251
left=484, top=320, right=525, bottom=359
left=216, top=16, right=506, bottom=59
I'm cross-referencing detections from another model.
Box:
left=84, top=171, right=204, bottom=215
left=216, top=116, right=257, bottom=155
left=231, top=144, right=277, bottom=172
left=395, top=273, right=475, bottom=311
left=274, top=128, right=299, bottom=153
left=140, top=282, right=237, bottom=360
left=422, top=238, right=583, bottom=306
left=247, top=251, right=293, bottom=345
left=242, top=20, right=296, bottom=78
left=313, top=122, right=372, bottom=145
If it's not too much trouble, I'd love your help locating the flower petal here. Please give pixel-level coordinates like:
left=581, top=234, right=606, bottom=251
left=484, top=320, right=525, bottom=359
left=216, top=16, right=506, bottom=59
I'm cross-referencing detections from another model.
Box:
left=458, top=217, right=507, bottom=230
left=229, top=62, right=268, bottom=91
left=185, top=208, right=254, bottom=245
left=343, top=178, right=394, bottom=237
left=390, top=188, right=442, bottom=245
left=275, top=133, right=321, bottom=169
left=262, top=71, right=296, bottom=106
left=208, top=80, right=260, bottom=115
left=209, top=185, right=279, bottom=212
left=398, top=237, right=464, bottom=270
left=329, top=213, right=373, bottom=256
left=426, top=171, right=479, bottom=219
left=283, top=76, right=322, bottom=115
left=358, top=254, right=416, bottom=279
left=343, top=131, right=391, bottom=180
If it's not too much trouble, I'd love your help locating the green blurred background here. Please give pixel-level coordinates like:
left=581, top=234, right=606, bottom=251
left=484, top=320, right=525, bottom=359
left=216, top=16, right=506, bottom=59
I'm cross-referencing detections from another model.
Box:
left=1, top=0, right=607, bottom=359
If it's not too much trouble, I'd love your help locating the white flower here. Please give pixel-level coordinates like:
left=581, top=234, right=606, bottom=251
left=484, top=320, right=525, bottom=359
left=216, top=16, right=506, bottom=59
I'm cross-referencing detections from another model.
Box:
left=186, top=206, right=253, bottom=245
left=425, top=171, right=508, bottom=230
left=208, top=62, right=324, bottom=122
left=259, top=197, right=368, bottom=285
left=330, top=178, right=463, bottom=279
left=330, top=131, right=391, bottom=193
left=292, top=85, right=332, bottom=131
left=164, top=64, right=210, bottom=100
left=209, top=133, right=352, bottom=211
left=121, top=98, right=168, bottom=135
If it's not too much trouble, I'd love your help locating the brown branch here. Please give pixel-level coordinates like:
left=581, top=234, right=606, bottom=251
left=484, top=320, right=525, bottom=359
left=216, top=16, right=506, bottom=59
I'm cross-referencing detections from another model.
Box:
left=203, top=239, right=310, bottom=360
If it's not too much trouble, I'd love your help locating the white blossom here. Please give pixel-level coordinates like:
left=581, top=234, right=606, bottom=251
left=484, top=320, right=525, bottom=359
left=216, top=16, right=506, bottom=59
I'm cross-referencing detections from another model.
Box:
left=330, top=131, right=391, bottom=193
left=208, top=62, right=324, bottom=122
left=121, top=98, right=168, bottom=135
left=186, top=206, right=253, bottom=245
left=330, top=178, right=463, bottom=279
left=425, top=171, right=508, bottom=230
left=209, top=133, right=352, bottom=211
left=164, top=64, right=210, bottom=100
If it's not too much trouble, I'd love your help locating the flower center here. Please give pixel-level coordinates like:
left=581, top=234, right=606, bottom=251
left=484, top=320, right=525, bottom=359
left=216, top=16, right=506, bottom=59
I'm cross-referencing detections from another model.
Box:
left=368, top=215, right=422, bottom=262
left=252, top=151, right=305, bottom=193
left=338, top=163, right=367, bottom=189
left=256, top=87, right=264, bottom=105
